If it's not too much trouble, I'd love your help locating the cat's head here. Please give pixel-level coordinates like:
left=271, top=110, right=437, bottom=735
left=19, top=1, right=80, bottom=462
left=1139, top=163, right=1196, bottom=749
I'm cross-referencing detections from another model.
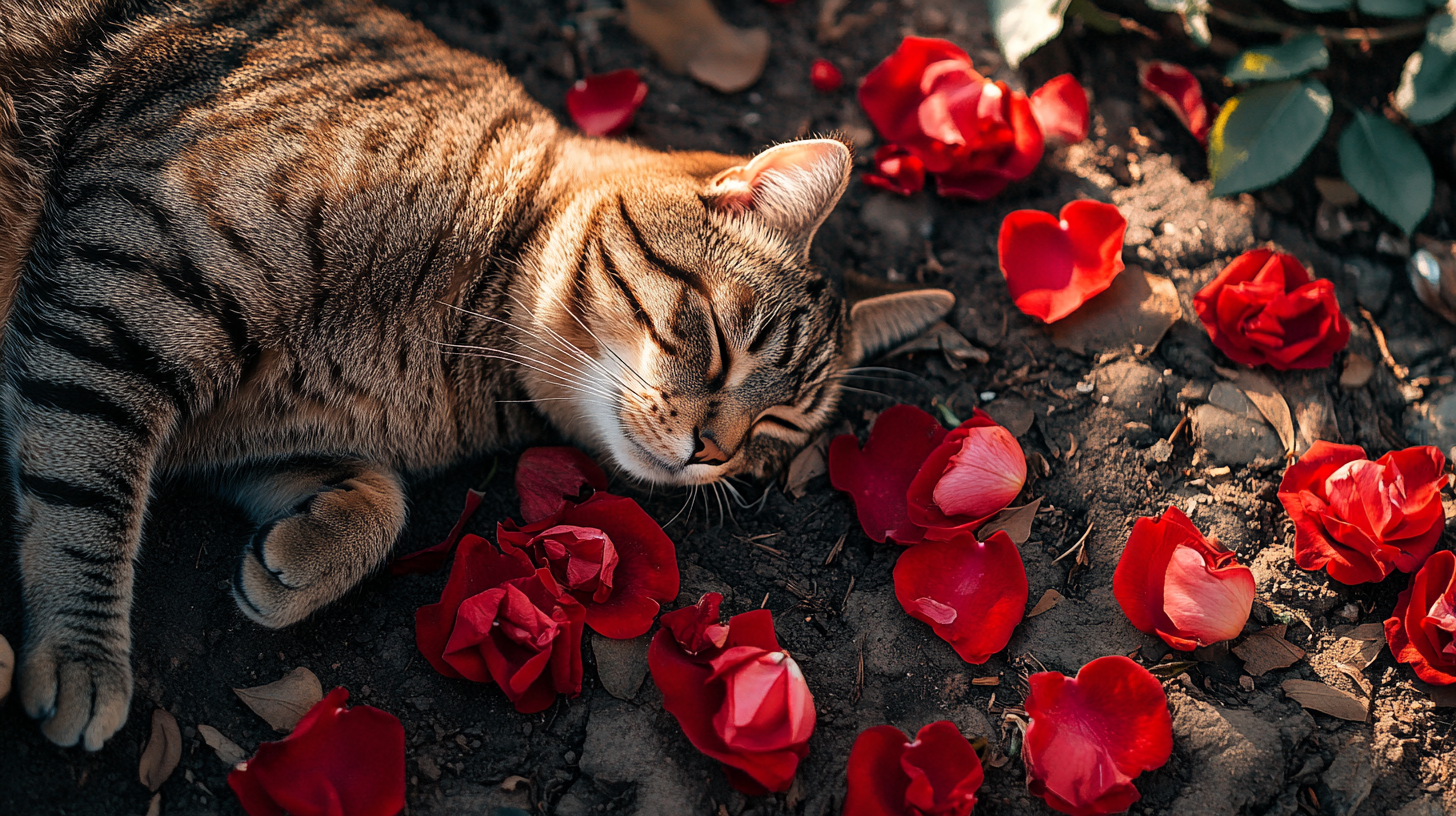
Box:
left=517, top=138, right=952, bottom=486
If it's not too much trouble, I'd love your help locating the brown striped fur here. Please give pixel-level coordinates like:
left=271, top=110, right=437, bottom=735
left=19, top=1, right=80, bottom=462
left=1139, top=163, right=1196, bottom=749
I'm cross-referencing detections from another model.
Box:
left=0, top=0, right=952, bottom=750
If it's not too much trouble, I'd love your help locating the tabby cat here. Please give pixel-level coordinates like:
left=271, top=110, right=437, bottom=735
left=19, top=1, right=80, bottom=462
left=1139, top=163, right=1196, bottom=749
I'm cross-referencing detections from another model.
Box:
left=0, top=0, right=953, bottom=751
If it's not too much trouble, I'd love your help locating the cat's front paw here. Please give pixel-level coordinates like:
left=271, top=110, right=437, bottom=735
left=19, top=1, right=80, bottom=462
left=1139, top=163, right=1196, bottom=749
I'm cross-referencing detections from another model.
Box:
left=20, top=634, right=133, bottom=751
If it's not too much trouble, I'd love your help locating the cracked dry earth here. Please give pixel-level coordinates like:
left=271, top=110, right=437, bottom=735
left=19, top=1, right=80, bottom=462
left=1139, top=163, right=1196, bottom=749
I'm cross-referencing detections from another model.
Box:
left=3, top=1, right=1456, bottom=815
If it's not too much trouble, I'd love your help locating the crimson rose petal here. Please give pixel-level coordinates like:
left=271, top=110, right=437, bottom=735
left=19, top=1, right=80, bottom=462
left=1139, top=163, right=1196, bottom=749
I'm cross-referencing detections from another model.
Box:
left=905, top=409, right=1026, bottom=536
left=1386, top=550, right=1456, bottom=685
left=389, top=488, right=484, bottom=575
left=515, top=446, right=609, bottom=523
left=999, top=200, right=1127, bottom=324
left=1024, top=656, right=1173, bottom=816
left=228, top=688, right=406, bottom=816
left=843, top=721, right=983, bottom=816
left=415, top=534, right=537, bottom=680
left=863, top=145, right=927, bottom=196
left=1030, top=74, right=1090, bottom=145
left=565, top=69, right=648, bottom=137
left=893, top=530, right=1028, bottom=663
left=829, top=405, right=949, bottom=544
left=1139, top=61, right=1213, bottom=146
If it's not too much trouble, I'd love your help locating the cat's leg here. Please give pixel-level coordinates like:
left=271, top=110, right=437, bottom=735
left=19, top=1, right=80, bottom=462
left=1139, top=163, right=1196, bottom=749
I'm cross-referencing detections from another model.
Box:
left=220, top=459, right=407, bottom=628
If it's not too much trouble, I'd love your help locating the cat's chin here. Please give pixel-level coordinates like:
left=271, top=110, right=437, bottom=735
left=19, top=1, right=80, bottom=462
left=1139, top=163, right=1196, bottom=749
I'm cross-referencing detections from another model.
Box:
left=607, top=434, right=726, bottom=487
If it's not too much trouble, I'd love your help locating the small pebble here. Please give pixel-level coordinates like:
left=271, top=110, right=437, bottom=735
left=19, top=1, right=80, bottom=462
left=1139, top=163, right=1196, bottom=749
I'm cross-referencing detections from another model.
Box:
left=979, top=391, right=996, bottom=402
left=1076, top=381, right=1095, bottom=394
left=565, top=751, right=577, bottom=764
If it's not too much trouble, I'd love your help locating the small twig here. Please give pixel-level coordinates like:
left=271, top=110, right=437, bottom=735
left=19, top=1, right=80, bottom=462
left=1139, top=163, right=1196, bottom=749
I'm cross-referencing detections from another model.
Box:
left=1360, top=306, right=1408, bottom=380
left=760, top=591, right=770, bottom=609
left=824, top=532, right=846, bottom=566
left=842, top=575, right=856, bottom=611
left=1166, top=413, right=1189, bottom=446
left=1053, top=522, right=1094, bottom=564
left=851, top=636, right=865, bottom=704
left=753, top=541, right=787, bottom=558
left=1205, top=4, right=1430, bottom=42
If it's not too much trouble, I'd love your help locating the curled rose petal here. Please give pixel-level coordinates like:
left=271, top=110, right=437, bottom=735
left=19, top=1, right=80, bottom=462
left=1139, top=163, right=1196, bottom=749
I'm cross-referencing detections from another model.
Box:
left=389, top=488, right=484, bottom=575
left=1278, top=441, right=1447, bottom=585
left=829, top=405, right=948, bottom=545
left=863, top=145, right=926, bottom=196
left=1114, top=507, right=1255, bottom=651
left=999, top=200, right=1127, bottom=324
left=1024, top=656, right=1173, bottom=816
left=906, top=409, right=1026, bottom=536
left=1193, top=249, right=1350, bottom=371
left=843, top=721, right=983, bottom=816
left=515, top=447, right=609, bottom=523
left=228, top=688, right=406, bottom=816
left=810, top=58, right=844, bottom=92
left=893, top=530, right=1028, bottom=663
left=1030, top=74, right=1089, bottom=145
left=1385, top=550, right=1456, bottom=686
left=1139, top=61, right=1213, bottom=146
left=566, top=69, right=649, bottom=137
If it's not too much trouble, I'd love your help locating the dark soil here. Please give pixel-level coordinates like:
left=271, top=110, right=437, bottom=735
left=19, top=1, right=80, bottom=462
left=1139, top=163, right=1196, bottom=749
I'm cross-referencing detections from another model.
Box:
left=3, top=1, right=1455, bottom=815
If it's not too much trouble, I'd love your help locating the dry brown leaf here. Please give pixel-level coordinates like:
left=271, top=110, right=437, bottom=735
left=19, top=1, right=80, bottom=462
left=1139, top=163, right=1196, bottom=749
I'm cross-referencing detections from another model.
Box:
left=1336, top=623, right=1386, bottom=669
left=198, top=724, right=249, bottom=766
left=817, top=0, right=887, bottom=43
left=0, top=633, right=12, bottom=702
left=1232, top=625, right=1305, bottom=677
left=624, top=0, right=769, bottom=93
left=785, top=433, right=829, bottom=499
left=980, top=498, right=1042, bottom=545
left=785, top=776, right=804, bottom=809
left=1215, top=366, right=1294, bottom=456
left=501, top=775, right=531, bottom=791
left=1048, top=268, right=1182, bottom=355
left=1027, top=588, right=1064, bottom=618
left=234, top=667, right=323, bottom=732
left=887, top=322, right=989, bottom=367
left=144, top=793, right=162, bottom=816
left=138, top=708, right=182, bottom=792
left=1281, top=679, right=1368, bottom=721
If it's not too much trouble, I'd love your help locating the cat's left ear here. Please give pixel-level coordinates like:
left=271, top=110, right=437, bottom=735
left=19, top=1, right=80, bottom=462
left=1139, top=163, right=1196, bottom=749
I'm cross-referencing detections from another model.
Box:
left=706, top=138, right=852, bottom=261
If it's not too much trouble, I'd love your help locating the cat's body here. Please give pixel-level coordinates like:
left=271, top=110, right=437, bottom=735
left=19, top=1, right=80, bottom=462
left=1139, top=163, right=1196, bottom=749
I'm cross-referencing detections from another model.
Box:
left=1, top=0, right=951, bottom=751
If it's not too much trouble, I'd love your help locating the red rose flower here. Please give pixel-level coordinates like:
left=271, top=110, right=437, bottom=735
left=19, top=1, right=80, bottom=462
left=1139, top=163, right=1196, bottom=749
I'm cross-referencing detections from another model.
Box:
left=906, top=409, right=1026, bottom=539
left=1278, top=441, right=1447, bottom=585
left=859, top=37, right=1043, bottom=200
left=228, top=688, right=405, bottom=816
left=894, top=530, right=1027, bottom=663
left=830, top=405, right=949, bottom=544
left=843, top=721, right=984, bottom=816
left=811, top=58, right=844, bottom=92
left=1193, top=249, right=1351, bottom=370
left=998, top=201, right=1127, bottom=324
left=1139, top=61, right=1213, bottom=146
left=1029, top=74, right=1089, bottom=145
left=648, top=593, right=815, bottom=794
left=515, top=446, right=609, bottom=523
left=863, top=145, right=927, bottom=196
left=566, top=69, right=648, bottom=137
left=1385, top=550, right=1456, bottom=685
left=415, top=534, right=585, bottom=713
left=498, top=492, right=679, bottom=639
left=1114, top=507, right=1255, bottom=651
left=1023, top=656, right=1173, bottom=816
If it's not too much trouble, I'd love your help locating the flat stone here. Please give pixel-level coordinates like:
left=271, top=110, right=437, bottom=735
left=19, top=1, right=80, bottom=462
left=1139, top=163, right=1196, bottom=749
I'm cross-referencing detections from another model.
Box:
left=578, top=700, right=708, bottom=816
left=591, top=632, right=651, bottom=701
left=1094, top=360, right=1164, bottom=423
left=1208, top=381, right=1263, bottom=422
left=1191, top=404, right=1283, bottom=466
left=1389, top=795, right=1445, bottom=816
left=1405, top=386, right=1456, bottom=451
left=1343, top=256, right=1392, bottom=312
left=1048, top=269, right=1182, bottom=356
left=984, top=397, right=1035, bottom=437
left=1316, top=739, right=1375, bottom=816
left=1166, top=690, right=1310, bottom=815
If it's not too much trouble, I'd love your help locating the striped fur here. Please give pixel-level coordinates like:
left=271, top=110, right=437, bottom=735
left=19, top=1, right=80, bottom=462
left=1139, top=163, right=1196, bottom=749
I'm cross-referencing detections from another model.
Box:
left=0, top=0, right=953, bottom=750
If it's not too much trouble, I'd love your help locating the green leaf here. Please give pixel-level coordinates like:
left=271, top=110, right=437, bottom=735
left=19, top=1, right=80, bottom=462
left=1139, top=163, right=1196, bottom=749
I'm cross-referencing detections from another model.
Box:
left=1209, top=79, right=1332, bottom=197
left=1067, top=0, right=1121, bottom=34
left=989, top=0, right=1073, bottom=69
left=1226, top=34, right=1330, bottom=82
left=1396, top=13, right=1456, bottom=125
left=1281, top=0, right=1351, bottom=10
left=1357, top=0, right=1428, bottom=17
left=1338, top=110, right=1433, bottom=234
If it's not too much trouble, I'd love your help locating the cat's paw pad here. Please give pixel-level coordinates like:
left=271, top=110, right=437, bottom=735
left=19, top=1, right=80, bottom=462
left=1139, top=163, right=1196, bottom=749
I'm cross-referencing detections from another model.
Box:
left=233, top=515, right=338, bottom=628
left=20, top=636, right=132, bottom=751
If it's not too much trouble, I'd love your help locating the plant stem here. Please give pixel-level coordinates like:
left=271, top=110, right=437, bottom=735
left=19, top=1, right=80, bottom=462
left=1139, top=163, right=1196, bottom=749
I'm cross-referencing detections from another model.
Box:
left=1206, top=3, right=1429, bottom=43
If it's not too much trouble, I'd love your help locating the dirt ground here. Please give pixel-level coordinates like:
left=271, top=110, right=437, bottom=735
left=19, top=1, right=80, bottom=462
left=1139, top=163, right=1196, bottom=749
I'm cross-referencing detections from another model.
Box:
left=3, top=1, right=1456, bottom=814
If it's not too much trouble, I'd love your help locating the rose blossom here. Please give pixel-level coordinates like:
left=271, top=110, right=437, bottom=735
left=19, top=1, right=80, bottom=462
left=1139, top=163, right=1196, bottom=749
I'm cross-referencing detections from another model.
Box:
left=498, top=492, right=679, bottom=639
left=843, top=721, right=984, bottom=816
left=1193, top=249, right=1350, bottom=370
left=859, top=37, right=1043, bottom=200
left=1023, top=656, right=1173, bottom=816
left=1278, top=441, right=1447, bottom=585
left=906, top=409, right=1026, bottom=540
left=648, top=593, right=815, bottom=794
left=228, top=688, right=405, bottom=816
left=1385, top=550, right=1456, bottom=685
left=1114, top=506, right=1255, bottom=650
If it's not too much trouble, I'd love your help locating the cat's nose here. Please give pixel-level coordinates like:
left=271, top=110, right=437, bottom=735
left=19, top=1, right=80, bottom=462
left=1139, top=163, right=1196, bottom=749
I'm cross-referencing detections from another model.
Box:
left=691, top=431, right=730, bottom=466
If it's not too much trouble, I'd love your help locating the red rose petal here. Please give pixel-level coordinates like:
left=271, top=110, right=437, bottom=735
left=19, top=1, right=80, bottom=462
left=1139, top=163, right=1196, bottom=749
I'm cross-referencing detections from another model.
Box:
left=931, top=85, right=1044, bottom=201
left=1024, top=656, right=1173, bottom=816
left=389, top=488, right=485, bottom=575
left=1030, top=74, right=1089, bottom=145
left=810, top=58, right=844, bottom=92
left=893, top=530, right=1028, bottom=663
left=906, top=409, right=1026, bottom=536
left=829, top=405, right=949, bottom=544
left=414, top=534, right=537, bottom=679
left=999, top=200, right=1127, bottom=323
left=661, top=592, right=731, bottom=655
left=862, top=144, right=926, bottom=196
left=566, top=69, right=648, bottom=137
left=228, top=688, right=406, bottom=816
left=1139, top=61, right=1212, bottom=146
left=515, top=447, right=609, bottom=523
left=1386, top=550, right=1456, bottom=685
left=844, top=721, right=983, bottom=816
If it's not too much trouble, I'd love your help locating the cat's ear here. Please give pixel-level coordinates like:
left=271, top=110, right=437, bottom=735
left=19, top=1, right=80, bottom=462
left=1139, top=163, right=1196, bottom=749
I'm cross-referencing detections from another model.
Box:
left=848, top=290, right=956, bottom=362
left=706, top=138, right=851, bottom=260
